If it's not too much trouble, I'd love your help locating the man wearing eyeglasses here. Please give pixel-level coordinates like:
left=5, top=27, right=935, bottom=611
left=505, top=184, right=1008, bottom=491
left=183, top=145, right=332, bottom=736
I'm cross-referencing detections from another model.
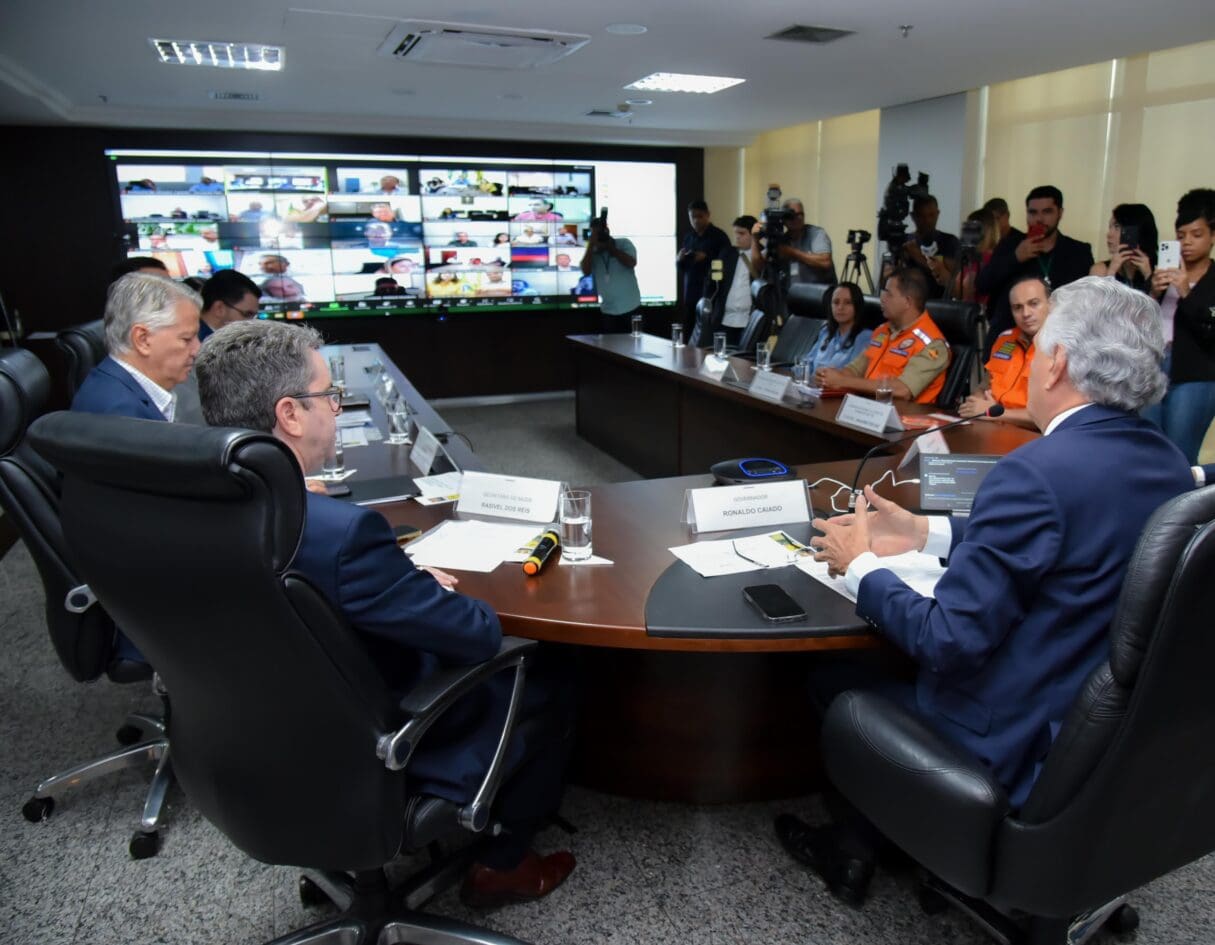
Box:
left=197, top=269, right=261, bottom=341
left=194, top=320, right=577, bottom=909
left=751, top=197, right=837, bottom=286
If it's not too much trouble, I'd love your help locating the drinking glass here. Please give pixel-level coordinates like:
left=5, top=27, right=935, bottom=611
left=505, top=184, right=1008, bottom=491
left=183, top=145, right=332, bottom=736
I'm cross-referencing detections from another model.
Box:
left=559, top=490, right=593, bottom=562
left=388, top=401, right=412, bottom=445
left=713, top=332, right=728, bottom=359
left=875, top=375, right=894, bottom=404
left=630, top=314, right=643, bottom=337
left=328, top=355, right=346, bottom=389
left=671, top=324, right=684, bottom=348
left=322, top=428, right=345, bottom=477
left=791, top=362, right=811, bottom=387
left=756, top=343, right=772, bottom=372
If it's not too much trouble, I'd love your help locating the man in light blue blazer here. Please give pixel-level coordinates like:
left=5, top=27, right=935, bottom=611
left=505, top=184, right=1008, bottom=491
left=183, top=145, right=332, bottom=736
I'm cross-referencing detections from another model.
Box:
left=194, top=319, right=575, bottom=910
left=71, top=272, right=201, bottom=422
left=780, top=277, right=1193, bottom=906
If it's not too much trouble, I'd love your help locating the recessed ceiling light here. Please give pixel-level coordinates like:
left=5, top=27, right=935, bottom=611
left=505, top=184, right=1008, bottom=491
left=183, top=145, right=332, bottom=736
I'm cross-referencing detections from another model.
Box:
left=605, top=23, right=648, bottom=35
left=624, top=72, right=743, bottom=94
left=624, top=98, right=653, bottom=107
left=500, top=92, right=524, bottom=101
left=149, top=39, right=285, bottom=71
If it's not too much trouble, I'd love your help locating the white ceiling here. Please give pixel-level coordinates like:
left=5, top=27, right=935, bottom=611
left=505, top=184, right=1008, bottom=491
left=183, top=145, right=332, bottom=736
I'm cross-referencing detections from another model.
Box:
left=1, top=0, right=1213, bottom=147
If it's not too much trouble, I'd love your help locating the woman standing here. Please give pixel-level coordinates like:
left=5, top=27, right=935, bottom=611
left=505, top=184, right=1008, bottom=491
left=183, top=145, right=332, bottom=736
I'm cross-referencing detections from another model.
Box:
left=801, top=282, right=874, bottom=374
left=1091, top=204, right=1157, bottom=292
left=1148, top=189, right=1215, bottom=463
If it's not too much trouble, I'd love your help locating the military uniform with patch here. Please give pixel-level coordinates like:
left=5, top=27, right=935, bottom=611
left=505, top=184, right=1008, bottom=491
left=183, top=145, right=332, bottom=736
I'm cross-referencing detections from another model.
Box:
left=985, top=326, right=1034, bottom=409
left=844, top=310, right=951, bottom=404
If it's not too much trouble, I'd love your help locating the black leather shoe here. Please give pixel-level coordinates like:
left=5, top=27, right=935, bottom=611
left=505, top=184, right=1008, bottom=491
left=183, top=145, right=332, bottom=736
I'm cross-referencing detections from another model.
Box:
left=774, top=814, right=875, bottom=908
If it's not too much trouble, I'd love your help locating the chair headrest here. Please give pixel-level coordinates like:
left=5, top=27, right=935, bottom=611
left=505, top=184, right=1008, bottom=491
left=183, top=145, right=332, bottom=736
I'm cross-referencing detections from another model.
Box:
left=786, top=282, right=832, bottom=317
left=57, top=320, right=106, bottom=355
left=925, top=300, right=980, bottom=344
left=1109, top=486, right=1215, bottom=686
left=0, top=348, right=51, bottom=456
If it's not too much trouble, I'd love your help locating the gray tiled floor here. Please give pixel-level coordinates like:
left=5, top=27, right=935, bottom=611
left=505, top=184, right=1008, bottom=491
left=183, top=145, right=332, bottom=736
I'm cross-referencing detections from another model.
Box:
left=2, top=401, right=1213, bottom=943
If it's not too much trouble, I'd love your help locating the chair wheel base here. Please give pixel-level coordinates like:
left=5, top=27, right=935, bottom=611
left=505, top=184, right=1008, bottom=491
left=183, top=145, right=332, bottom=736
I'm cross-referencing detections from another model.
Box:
left=22, top=796, right=54, bottom=823
left=299, top=876, right=330, bottom=908
left=115, top=724, right=144, bottom=746
left=1105, top=903, right=1139, bottom=934
left=129, top=829, right=160, bottom=859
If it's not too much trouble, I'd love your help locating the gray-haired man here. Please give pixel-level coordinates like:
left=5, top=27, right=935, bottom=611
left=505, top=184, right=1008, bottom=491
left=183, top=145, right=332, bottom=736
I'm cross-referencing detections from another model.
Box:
left=71, top=271, right=201, bottom=421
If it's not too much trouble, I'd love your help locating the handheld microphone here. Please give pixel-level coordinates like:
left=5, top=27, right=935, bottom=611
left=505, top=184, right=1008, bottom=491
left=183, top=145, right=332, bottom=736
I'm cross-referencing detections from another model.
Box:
left=847, top=405, right=1004, bottom=509
left=522, top=529, right=561, bottom=576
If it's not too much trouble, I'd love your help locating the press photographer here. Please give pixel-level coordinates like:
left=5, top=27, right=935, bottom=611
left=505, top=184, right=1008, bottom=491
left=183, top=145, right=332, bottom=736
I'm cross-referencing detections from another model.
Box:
left=580, top=210, right=640, bottom=334
left=898, top=193, right=959, bottom=300
left=750, top=188, right=836, bottom=288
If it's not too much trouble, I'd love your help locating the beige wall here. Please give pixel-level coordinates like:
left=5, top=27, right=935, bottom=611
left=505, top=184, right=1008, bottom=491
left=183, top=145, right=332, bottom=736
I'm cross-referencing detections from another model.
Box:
left=705, top=37, right=1215, bottom=264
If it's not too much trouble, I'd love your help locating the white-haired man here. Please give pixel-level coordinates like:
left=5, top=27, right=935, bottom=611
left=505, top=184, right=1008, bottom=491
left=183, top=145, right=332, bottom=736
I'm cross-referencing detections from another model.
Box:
left=778, top=277, right=1193, bottom=907
left=72, top=272, right=201, bottom=421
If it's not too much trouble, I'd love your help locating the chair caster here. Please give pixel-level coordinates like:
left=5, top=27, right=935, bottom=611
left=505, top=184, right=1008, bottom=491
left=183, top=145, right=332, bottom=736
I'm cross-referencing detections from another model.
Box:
left=129, top=829, right=160, bottom=859
left=22, top=795, right=54, bottom=823
left=917, top=885, right=949, bottom=916
left=115, top=724, right=144, bottom=746
left=1105, top=903, right=1139, bottom=934
left=299, top=876, right=329, bottom=908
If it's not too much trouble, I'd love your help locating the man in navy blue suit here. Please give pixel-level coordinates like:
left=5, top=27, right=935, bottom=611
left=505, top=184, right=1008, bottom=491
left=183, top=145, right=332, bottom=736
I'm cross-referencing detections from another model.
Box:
left=194, top=320, right=575, bottom=909
left=71, top=272, right=201, bottom=422
left=778, top=277, right=1193, bottom=906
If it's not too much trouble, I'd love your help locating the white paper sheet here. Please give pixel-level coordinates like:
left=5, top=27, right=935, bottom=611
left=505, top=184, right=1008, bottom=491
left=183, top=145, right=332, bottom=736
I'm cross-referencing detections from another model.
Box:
left=415, top=472, right=463, bottom=498
left=670, top=531, right=812, bottom=578
left=340, top=427, right=368, bottom=448
left=796, top=551, right=947, bottom=602
left=337, top=409, right=373, bottom=428
left=405, top=520, right=544, bottom=573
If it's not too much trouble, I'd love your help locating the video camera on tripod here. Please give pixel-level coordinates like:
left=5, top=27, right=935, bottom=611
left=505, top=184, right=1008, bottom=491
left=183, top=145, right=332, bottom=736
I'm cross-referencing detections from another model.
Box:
left=877, top=163, right=931, bottom=247
left=759, top=184, right=793, bottom=264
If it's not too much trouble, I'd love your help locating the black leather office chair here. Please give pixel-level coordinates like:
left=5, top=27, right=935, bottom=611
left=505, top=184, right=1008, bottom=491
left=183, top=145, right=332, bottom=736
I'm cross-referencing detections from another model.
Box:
left=770, top=315, right=826, bottom=366
left=0, top=349, right=171, bottom=859
left=689, top=295, right=716, bottom=348
left=55, top=319, right=107, bottom=401
left=925, top=299, right=981, bottom=408
left=786, top=282, right=832, bottom=319
left=821, top=486, right=1215, bottom=945
left=30, top=411, right=539, bottom=945
left=736, top=309, right=772, bottom=358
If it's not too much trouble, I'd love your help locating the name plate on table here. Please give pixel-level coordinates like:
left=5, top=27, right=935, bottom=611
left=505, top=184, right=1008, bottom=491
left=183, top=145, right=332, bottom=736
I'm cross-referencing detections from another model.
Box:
left=410, top=426, right=440, bottom=476
left=748, top=370, right=791, bottom=403
left=835, top=393, right=905, bottom=434
left=681, top=480, right=810, bottom=534
left=457, top=470, right=562, bottom=523
left=898, top=428, right=950, bottom=469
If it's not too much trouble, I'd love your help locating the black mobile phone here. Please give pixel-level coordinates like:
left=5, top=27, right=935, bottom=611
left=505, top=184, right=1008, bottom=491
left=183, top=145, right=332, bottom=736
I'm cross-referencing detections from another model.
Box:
left=1120, top=225, right=1139, bottom=252
left=742, top=584, right=807, bottom=623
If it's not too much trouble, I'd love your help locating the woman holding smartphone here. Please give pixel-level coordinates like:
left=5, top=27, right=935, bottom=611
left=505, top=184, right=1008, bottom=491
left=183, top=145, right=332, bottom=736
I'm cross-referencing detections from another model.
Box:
left=1146, top=189, right=1215, bottom=463
left=1091, top=203, right=1157, bottom=293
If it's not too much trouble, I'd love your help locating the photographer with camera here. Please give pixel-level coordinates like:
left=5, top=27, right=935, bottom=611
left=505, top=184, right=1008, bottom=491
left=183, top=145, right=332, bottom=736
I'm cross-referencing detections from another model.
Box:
left=677, top=200, right=731, bottom=334
left=580, top=211, right=640, bottom=334
left=950, top=208, right=1000, bottom=304
left=749, top=197, right=836, bottom=287
left=899, top=194, right=959, bottom=300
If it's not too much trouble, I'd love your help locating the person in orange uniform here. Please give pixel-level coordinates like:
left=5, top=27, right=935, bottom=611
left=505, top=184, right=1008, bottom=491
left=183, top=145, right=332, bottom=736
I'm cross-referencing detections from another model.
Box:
left=958, top=274, right=1050, bottom=429
left=815, top=267, right=950, bottom=403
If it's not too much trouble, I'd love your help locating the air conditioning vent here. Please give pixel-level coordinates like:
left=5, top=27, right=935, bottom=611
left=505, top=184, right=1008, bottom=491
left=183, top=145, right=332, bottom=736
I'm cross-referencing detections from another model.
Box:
left=766, top=24, right=854, bottom=44
left=377, top=20, right=590, bottom=70
left=208, top=90, right=260, bottom=101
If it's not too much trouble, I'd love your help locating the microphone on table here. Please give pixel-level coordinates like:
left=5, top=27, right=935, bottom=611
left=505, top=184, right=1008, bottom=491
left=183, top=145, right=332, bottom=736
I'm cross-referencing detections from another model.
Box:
left=522, top=529, right=561, bottom=576
left=847, top=404, right=1004, bottom=509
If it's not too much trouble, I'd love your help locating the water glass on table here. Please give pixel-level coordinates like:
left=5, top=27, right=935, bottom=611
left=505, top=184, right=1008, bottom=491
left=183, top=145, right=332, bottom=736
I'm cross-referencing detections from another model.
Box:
left=875, top=374, right=894, bottom=404
left=559, top=490, right=593, bottom=562
left=387, top=400, right=412, bottom=445
left=322, top=428, right=345, bottom=477
left=756, top=343, right=772, bottom=372
left=328, top=355, right=345, bottom=389
left=671, top=324, right=684, bottom=348
left=630, top=314, right=643, bottom=337
left=713, top=332, right=728, bottom=359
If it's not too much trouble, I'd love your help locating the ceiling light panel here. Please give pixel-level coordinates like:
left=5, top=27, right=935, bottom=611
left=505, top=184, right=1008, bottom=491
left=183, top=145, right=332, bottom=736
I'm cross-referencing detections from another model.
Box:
left=624, top=72, right=743, bottom=94
left=150, top=39, right=285, bottom=71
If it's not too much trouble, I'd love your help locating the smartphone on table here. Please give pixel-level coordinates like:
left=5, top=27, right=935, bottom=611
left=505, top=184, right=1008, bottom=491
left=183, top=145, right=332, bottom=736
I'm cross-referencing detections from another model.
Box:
left=742, top=584, right=807, bottom=623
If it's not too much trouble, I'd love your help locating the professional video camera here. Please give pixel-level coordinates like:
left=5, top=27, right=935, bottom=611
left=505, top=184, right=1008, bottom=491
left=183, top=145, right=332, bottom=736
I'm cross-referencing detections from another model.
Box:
left=759, top=183, right=792, bottom=258
left=877, top=163, right=930, bottom=246
left=846, top=229, right=871, bottom=254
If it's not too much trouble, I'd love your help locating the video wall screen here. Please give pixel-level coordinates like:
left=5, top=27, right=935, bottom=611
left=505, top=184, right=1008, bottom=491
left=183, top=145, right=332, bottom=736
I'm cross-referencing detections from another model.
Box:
left=107, top=150, right=678, bottom=318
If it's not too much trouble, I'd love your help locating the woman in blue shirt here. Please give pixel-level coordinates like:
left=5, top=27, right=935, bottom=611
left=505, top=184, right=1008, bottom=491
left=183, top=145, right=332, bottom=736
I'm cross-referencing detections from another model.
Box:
left=801, top=282, right=873, bottom=374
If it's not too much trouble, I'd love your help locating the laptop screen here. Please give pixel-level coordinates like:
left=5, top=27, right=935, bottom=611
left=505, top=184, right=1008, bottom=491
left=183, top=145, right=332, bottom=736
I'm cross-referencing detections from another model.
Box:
left=919, top=454, right=1001, bottom=512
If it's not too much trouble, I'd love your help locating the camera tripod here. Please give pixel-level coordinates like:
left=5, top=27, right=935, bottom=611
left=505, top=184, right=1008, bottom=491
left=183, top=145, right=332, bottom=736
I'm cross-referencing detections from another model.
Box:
left=840, top=246, right=875, bottom=295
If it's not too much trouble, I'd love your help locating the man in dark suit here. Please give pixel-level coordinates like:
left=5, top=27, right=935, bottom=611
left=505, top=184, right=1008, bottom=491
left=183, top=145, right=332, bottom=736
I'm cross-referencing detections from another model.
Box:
left=976, top=185, right=1094, bottom=356
left=779, top=277, right=1192, bottom=906
left=194, top=320, right=575, bottom=910
left=72, top=272, right=201, bottom=421
left=677, top=199, right=731, bottom=335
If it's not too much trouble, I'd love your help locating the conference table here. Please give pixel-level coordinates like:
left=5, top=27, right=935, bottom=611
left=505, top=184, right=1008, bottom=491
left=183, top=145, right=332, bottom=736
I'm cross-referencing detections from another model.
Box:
left=332, top=340, right=1039, bottom=803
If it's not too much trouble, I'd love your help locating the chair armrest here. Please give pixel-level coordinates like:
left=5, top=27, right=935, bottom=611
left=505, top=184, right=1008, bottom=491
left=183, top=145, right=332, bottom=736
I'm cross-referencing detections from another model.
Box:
left=377, top=636, right=537, bottom=833
left=822, top=689, right=1009, bottom=897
